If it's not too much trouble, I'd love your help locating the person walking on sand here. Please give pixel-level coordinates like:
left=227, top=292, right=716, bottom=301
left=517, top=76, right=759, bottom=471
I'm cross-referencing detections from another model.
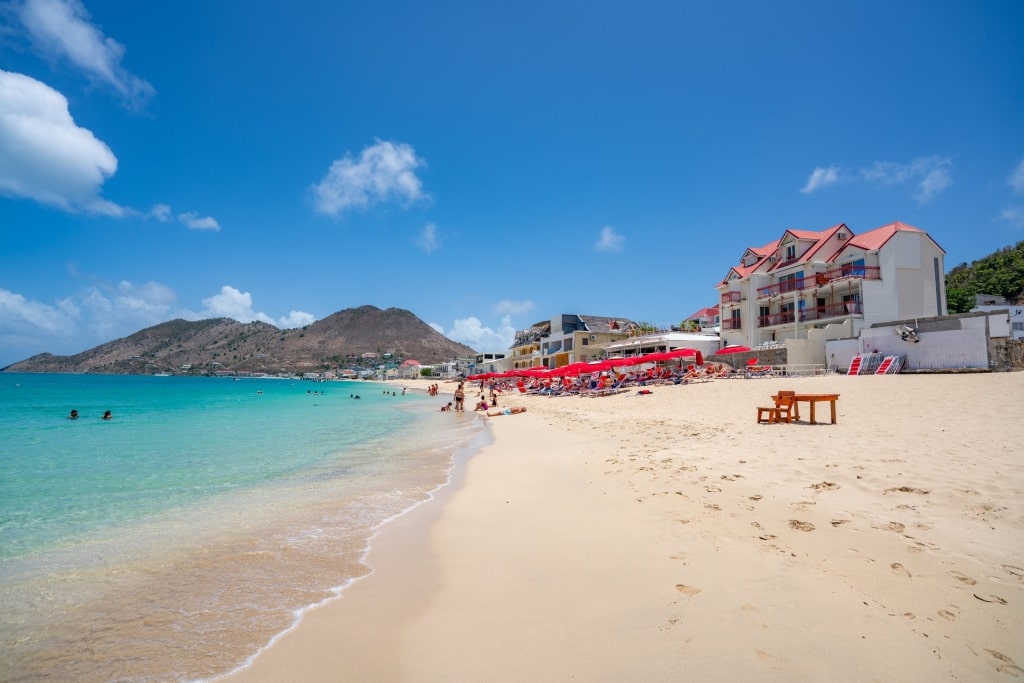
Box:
left=454, top=383, right=466, bottom=412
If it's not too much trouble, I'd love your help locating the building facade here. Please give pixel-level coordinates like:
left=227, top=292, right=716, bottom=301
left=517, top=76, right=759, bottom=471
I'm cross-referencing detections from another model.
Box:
left=509, top=314, right=638, bottom=369
left=717, top=222, right=947, bottom=348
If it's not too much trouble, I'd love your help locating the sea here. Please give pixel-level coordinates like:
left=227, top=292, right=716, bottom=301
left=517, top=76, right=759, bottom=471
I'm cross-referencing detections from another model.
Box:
left=0, top=373, right=486, bottom=683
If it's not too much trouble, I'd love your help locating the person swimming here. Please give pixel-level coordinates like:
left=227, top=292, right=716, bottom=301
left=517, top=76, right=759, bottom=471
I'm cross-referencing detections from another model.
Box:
left=102, top=410, right=112, bottom=420
left=69, top=409, right=78, bottom=420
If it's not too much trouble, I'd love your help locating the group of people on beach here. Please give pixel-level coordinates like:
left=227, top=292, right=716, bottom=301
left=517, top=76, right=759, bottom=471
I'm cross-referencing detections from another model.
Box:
left=426, top=384, right=441, bottom=396
left=438, top=381, right=524, bottom=416
left=69, top=409, right=112, bottom=420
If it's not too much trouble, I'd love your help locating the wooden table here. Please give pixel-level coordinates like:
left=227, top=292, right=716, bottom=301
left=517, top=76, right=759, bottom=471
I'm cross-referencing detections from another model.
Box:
left=790, top=393, right=840, bottom=424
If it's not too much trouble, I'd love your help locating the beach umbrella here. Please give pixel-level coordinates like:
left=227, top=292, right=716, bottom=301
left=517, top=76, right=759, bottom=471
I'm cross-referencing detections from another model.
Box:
left=717, top=345, right=752, bottom=355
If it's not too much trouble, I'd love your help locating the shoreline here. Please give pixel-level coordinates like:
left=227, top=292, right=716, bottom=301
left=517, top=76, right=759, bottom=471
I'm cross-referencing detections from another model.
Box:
left=228, top=373, right=1024, bottom=681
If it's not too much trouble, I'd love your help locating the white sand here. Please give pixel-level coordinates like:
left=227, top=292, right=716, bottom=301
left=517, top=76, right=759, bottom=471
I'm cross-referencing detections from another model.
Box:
left=229, top=373, right=1024, bottom=681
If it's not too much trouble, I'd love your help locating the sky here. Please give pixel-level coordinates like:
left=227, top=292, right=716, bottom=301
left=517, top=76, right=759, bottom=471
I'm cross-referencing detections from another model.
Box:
left=2, top=0, right=1023, bottom=368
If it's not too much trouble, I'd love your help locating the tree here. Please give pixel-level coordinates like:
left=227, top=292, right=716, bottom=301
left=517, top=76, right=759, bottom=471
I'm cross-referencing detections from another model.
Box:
left=946, top=288, right=974, bottom=314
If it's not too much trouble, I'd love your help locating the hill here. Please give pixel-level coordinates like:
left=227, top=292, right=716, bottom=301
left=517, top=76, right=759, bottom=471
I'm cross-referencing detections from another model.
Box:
left=946, top=240, right=1024, bottom=313
left=2, top=306, right=477, bottom=374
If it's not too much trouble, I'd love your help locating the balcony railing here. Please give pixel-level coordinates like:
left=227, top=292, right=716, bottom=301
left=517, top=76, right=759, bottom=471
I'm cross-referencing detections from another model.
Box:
left=757, top=301, right=862, bottom=327
left=721, top=291, right=741, bottom=304
left=756, top=266, right=881, bottom=298
left=721, top=317, right=742, bottom=330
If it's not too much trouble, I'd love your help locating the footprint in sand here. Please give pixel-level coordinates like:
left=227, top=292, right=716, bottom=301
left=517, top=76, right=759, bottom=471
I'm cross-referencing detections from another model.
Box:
left=938, top=607, right=958, bottom=621
left=973, top=593, right=1008, bottom=605
left=704, top=503, right=721, bottom=511
left=705, top=485, right=722, bottom=493
left=788, top=520, right=815, bottom=532
left=721, top=474, right=744, bottom=481
left=1003, top=564, right=1024, bottom=579
left=810, top=481, right=839, bottom=491
left=985, top=650, right=1024, bottom=676
left=890, top=562, right=912, bottom=577
left=831, top=519, right=851, bottom=527
left=949, top=571, right=977, bottom=586
left=749, top=494, right=763, bottom=501
left=675, top=584, right=701, bottom=596
left=886, top=521, right=906, bottom=533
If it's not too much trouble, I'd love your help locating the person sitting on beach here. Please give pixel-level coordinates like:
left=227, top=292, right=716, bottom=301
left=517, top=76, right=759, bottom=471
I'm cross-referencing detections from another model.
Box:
left=474, top=399, right=490, bottom=411
left=440, top=402, right=453, bottom=412
left=486, top=406, right=526, bottom=416
left=69, top=409, right=79, bottom=420
left=102, top=410, right=112, bottom=420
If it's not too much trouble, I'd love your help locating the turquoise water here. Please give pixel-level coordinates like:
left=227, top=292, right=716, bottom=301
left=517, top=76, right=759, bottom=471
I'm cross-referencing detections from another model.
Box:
left=0, top=373, right=484, bottom=682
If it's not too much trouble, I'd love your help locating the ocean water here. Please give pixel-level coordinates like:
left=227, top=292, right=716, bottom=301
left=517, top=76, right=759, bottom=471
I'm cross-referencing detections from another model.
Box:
left=0, top=373, right=485, bottom=682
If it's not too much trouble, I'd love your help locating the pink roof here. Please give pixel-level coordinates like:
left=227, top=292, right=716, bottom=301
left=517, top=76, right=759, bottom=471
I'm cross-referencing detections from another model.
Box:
left=400, top=359, right=421, bottom=366
left=688, top=306, right=719, bottom=320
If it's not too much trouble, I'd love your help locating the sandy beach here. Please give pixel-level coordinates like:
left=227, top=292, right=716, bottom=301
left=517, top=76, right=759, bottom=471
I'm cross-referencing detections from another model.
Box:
left=229, top=372, right=1024, bottom=682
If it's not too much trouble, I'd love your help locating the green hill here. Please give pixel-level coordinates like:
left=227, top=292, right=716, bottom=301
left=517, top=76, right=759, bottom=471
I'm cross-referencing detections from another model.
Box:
left=946, top=240, right=1024, bottom=313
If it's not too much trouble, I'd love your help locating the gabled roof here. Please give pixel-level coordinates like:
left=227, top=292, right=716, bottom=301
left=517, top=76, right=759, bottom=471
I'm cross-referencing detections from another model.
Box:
left=769, top=223, right=848, bottom=272
left=721, top=239, right=780, bottom=285
left=829, top=221, right=944, bottom=261
left=687, top=306, right=719, bottom=320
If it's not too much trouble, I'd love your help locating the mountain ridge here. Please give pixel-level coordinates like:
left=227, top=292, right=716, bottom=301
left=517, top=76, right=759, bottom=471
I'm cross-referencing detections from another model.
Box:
left=2, top=305, right=477, bottom=374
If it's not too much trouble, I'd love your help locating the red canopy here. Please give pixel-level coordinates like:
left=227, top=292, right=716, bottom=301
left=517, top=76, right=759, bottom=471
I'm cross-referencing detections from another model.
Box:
left=717, top=345, right=752, bottom=355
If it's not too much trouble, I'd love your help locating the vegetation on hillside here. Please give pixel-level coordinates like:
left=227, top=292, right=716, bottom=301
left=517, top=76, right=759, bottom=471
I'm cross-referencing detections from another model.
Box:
left=945, top=240, right=1024, bottom=313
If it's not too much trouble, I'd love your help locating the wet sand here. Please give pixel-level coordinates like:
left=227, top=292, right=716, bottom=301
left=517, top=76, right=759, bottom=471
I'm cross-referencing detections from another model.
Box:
left=229, top=373, right=1024, bottom=681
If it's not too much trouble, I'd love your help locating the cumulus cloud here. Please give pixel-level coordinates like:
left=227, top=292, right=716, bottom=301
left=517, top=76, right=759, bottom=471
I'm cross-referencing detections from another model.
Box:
left=432, top=315, right=517, bottom=352
left=1009, top=159, right=1024, bottom=195
left=148, top=203, right=172, bottom=221
left=0, top=69, right=124, bottom=213
left=311, top=139, right=428, bottom=216
left=178, top=211, right=220, bottom=231
left=800, top=156, right=954, bottom=204
left=17, top=0, right=155, bottom=109
left=595, top=225, right=625, bottom=253
left=0, top=280, right=316, bottom=366
left=800, top=165, right=840, bottom=193
left=860, top=155, right=953, bottom=203
left=493, top=299, right=535, bottom=316
left=200, top=285, right=314, bottom=328
left=417, top=222, right=440, bottom=253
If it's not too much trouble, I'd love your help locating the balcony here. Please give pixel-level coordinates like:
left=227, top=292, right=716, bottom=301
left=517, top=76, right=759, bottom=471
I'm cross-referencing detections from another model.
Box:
left=756, top=266, right=881, bottom=298
left=757, top=301, right=862, bottom=328
left=721, top=317, right=742, bottom=330
left=721, top=291, right=741, bottom=304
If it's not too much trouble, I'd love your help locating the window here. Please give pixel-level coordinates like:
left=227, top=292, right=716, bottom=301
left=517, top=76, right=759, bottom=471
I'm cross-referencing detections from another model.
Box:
left=785, top=244, right=797, bottom=260
left=581, top=337, right=589, bottom=346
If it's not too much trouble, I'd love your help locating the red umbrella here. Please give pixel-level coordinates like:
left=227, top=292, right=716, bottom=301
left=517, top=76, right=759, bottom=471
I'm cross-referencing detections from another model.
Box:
left=717, top=345, right=752, bottom=355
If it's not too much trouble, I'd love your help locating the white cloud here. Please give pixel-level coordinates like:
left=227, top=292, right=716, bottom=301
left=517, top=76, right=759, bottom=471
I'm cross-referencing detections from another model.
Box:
left=277, top=310, right=316, bottom=328
left=149, top=203, right=171, bottom=221
left=860, top=155, right=953, bottom=204
left=595, top=225, right=625, bottom=252
left=178, top=211, right=220, bottom=231
left=17, top=0, right=155, bottom=109
left=434, top=315, right=516, bottom=352
left=0, top=69, right=124, bottom=213
left=0, top=280, right=316, bottom=366
left=999, top=206, right=1024, bottom=229
left=200, top=285, right=315, bottom=328
left=1008, top=160, right=1024, bottom=195
left=493, top=299, right=535, bottom=316
left=428, top=322, right=445, bottom=334
left=800, top=165, right=840, bottom=193
left=311, top=139, right=428, bottom=216
left=417, top=222, right=440, bottom=253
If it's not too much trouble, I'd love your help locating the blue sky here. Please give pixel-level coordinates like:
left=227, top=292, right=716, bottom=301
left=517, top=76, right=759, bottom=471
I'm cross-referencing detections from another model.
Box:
left=2, top=0, right=1023, bottom=368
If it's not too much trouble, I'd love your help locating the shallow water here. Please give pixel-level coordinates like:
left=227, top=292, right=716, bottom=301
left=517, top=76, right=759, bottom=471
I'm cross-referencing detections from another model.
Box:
left=0, top=374, right=482, bottom=682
